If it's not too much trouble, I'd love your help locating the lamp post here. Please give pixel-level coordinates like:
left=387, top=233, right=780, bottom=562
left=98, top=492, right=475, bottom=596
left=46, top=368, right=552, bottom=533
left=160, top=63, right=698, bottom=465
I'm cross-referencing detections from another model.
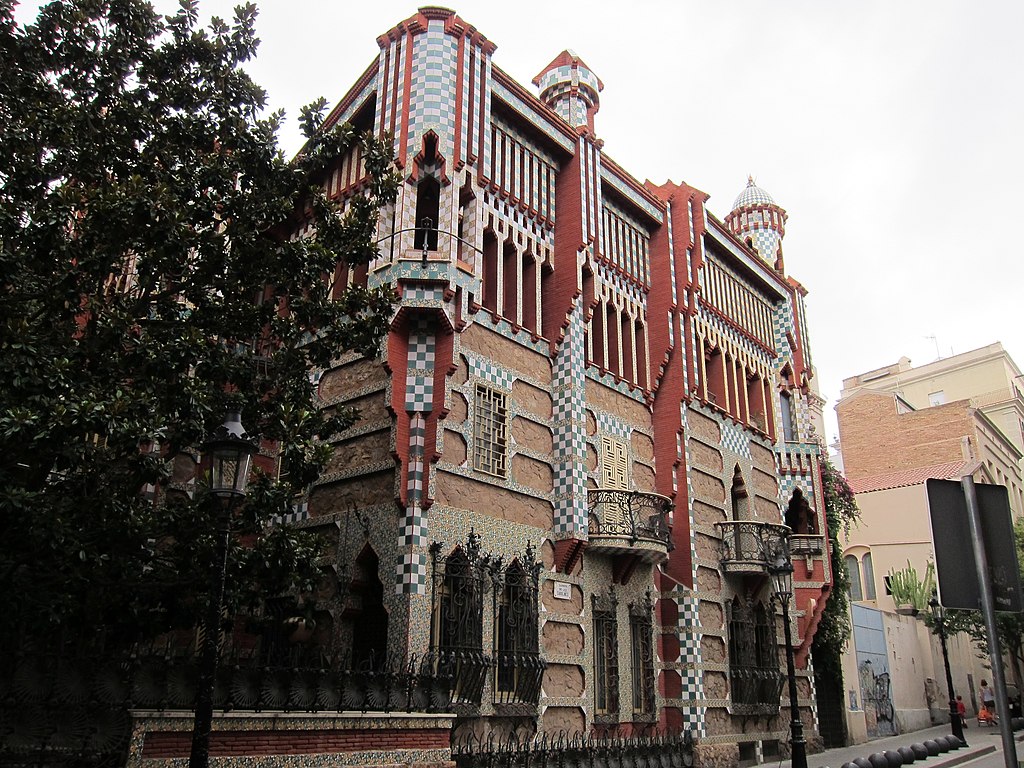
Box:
left=929, top=595, right=966, bottom=744
left=769, top=545, right=807, bottom=768
left=189, top=409, right=255, bottom=768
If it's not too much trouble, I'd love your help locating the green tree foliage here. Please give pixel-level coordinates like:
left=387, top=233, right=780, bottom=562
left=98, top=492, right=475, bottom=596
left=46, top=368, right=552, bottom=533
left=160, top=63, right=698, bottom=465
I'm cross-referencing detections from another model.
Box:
left=811, top=455, right=860, bottom=680
left=940, top=517, right=1024, bottom=694
left=0, top=0, right=398, bottom=647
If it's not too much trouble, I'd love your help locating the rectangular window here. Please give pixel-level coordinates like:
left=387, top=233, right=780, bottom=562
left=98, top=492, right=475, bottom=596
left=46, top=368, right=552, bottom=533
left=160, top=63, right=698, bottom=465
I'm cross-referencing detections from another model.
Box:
left=780, top=392, right=796, bottom=442
left=928, top=390, right=946, bottom=406
left=601, top=435, right=629, bottom=490
left=630, top=599, right=656, bottom=717
left=473, top=384, right=508, bottom=477
left=593, top=595, right=619, bottom=718
left=494, top=558, right=543, bottom=705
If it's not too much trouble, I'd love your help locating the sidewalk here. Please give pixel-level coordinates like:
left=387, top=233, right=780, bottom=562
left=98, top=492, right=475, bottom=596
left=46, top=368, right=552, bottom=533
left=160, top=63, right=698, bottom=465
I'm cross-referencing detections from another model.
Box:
left=772, top=723, right=1016, bottom=768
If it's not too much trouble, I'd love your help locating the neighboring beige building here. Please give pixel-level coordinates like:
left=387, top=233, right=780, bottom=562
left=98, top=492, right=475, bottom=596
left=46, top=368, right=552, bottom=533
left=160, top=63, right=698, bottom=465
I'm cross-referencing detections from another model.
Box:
left=834, top=346, right=1024, bottom=740
left=840, top=342, right=1024, bottom=469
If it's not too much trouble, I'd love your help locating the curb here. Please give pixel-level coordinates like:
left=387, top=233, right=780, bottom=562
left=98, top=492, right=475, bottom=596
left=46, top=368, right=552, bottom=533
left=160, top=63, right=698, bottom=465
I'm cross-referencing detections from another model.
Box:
left=926, top=744, right=997, bottom=768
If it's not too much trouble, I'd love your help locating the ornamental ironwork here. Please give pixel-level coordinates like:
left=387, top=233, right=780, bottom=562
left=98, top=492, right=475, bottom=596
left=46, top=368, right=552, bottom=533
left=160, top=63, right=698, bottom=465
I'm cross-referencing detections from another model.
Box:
left=592, top=590, right=620, bottom=721
left=629, top=592, right=656, bottom=719
left=0, top=648, right=455, bottom=767
left=493, top=544, right=545, bottom=706
left=715, top=520, right=790, bottom=575
left=429, top=533, right=546, bottom=708
left=452, top=729, right=695, bottom=768
left=588, top=489, right=673, bottom=550
left=727, top=598, right=782, bottom=715
left=429, top=532, right=494, bottom=705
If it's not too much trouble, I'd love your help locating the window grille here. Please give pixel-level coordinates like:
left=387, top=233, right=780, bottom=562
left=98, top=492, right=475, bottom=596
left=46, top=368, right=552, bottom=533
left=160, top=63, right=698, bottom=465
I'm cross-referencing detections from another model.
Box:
left=727, top=597, right=782, bottom=715
left=593, top=591, right=620, bottom=719
left=429, top=532, right=493, bottom=705
left=474, top=384, right=508, bottom=477
left=494, top=545, right=545, bottom=705
left=629, top=593, right=656, bottom=718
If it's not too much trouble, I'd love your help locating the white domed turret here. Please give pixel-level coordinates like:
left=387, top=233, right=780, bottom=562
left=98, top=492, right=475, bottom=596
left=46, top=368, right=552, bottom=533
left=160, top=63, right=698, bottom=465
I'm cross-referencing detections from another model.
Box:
left=725, top=176, right=787, bottom=271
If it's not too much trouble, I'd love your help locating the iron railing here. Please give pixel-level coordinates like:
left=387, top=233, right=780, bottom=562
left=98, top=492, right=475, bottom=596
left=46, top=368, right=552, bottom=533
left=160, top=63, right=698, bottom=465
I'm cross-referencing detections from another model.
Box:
left=715, top=520, right=790, bottom=574
left=493, top=650, right=546, bottom=706
left=452, top=730, right=695, bottom=768
left=0, top=649, right=455, bottom=767
left=588, top=489, right=673, bottom=556
left=729, top=665, right=784, bottom=716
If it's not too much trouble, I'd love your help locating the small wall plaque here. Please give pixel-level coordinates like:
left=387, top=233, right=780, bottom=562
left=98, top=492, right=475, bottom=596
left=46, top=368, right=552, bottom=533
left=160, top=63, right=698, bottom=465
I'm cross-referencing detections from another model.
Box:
left=553, top=582, right=572, bottom=600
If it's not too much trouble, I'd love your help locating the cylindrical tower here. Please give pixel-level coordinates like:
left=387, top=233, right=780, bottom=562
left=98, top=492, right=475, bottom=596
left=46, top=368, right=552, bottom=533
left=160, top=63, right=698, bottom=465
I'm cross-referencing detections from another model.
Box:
left=725, top=176, right=787, bottom=271
left=532, top=50, right=603, bottom=133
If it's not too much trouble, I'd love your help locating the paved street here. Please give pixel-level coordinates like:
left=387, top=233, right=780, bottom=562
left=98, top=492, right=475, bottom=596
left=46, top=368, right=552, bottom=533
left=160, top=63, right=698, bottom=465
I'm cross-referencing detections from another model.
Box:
left=771, top=723, right=1022, bottom=768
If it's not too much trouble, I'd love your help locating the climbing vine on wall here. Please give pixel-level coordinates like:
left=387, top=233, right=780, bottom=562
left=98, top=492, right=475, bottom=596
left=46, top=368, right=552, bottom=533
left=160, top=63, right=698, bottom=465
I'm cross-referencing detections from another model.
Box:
left=811, top=455, right=860, bottom=680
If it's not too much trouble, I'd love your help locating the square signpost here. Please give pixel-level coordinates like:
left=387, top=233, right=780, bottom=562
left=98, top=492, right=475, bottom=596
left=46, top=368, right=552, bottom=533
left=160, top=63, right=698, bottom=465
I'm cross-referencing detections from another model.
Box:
left=927, top=471, right=1021, bottom=768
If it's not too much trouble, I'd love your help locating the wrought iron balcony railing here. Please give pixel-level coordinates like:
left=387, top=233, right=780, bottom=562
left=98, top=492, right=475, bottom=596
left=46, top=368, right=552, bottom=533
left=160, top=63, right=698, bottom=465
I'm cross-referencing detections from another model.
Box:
left=587, top=489, right=673, bottom=562
left=493, top=649, right=546, bottom=706
left=715, top=520, right=791, bottom=575
left=729, top=665, right=784, bottom=716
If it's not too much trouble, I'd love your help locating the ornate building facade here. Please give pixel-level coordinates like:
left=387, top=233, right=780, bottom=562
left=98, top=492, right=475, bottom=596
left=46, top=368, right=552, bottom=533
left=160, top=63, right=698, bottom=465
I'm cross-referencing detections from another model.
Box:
left=300, top=7, right=832, bottom=763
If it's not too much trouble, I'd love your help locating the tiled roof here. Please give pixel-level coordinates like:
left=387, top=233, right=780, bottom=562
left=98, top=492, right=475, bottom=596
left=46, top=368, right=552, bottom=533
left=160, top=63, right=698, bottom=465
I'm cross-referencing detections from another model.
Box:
left=847, top=461, right=968, bottom=494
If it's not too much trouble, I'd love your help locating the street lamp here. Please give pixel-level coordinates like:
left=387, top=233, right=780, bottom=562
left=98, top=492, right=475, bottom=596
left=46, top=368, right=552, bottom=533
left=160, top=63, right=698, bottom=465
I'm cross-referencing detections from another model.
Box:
left=768, top=543, right=807, bottom=768
left=190, top=408, right=256, bottom=768
left=929, top=595, right=966, bottom=744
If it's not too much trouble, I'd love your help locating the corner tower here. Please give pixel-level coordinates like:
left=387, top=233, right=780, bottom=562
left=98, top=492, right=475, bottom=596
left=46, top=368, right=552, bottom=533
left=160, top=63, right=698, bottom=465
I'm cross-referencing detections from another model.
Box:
left=532, top=50, right=603, bottom=133
left=725, top=176, right=787, bottom=271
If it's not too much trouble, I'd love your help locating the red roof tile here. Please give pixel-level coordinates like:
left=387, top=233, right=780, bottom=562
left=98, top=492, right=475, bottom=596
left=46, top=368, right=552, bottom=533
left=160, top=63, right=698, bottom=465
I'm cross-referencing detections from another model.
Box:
left=847, top=461, right=968, bottom=494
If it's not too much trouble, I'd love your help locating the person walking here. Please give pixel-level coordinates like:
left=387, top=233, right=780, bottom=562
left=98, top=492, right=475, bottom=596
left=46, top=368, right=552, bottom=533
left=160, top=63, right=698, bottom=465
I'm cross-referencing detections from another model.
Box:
left=957, top=695, right=967, bottom=728
left=980, top=680, right=997, bottom=725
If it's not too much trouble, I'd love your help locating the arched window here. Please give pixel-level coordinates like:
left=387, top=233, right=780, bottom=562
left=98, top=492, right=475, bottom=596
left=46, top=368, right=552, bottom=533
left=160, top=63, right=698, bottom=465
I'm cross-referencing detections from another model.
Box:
left=494, top=557, right=542, bottom=705
left=862, top=552, right=877, bottom=600
left=414, top=176, right=440, bottom=252
left=845, top=554, right=863, bottom=601
left=351, top=545, right=388, bottom=670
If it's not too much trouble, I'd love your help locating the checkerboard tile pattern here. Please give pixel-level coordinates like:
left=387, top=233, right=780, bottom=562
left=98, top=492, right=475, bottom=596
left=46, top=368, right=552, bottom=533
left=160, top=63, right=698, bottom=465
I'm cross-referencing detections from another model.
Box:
left=467, top=355, right=515, bottom=391
left=552, top=299, right=589, bottom=536
left=676, top=403, right=707, bottom=735
left=751, top=228, right=781, bottom=263
left=397, top=317, right=437, bottom=595
left=719, top=420, right=752, bottom=460
left=596, top=412, right=631, bottom=440
left=406, top=21, right=457, bottom=162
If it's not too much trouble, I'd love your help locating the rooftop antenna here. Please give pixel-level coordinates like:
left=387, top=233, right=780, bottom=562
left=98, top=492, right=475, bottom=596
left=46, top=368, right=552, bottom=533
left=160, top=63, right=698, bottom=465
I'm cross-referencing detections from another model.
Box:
left=925, top=335, right=941, bottom=361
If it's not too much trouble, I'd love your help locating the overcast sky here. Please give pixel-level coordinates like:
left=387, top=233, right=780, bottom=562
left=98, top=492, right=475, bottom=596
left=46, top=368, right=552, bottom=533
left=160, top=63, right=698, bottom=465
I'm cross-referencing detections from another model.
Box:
left=19, top=0, right=1024, bottom=444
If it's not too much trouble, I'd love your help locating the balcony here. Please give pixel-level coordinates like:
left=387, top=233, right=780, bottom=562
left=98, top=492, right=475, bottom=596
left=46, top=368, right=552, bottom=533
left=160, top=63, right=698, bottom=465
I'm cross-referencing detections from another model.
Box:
left=730, top=665, right=784, bottom=716
left=587, top=489, right=673, bottom=563
left=789, top=533, right=825, bottom=557
left=715, top=520, right=791, bottom=575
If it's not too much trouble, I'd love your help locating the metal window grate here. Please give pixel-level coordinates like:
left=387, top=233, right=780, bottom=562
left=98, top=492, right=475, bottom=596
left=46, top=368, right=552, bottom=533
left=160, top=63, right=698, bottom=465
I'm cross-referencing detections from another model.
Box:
left=473, top=384, right=508, bottom=477
left=593, top=592, right=619, bottom=718
left=630, top=593, right=656, bottom=717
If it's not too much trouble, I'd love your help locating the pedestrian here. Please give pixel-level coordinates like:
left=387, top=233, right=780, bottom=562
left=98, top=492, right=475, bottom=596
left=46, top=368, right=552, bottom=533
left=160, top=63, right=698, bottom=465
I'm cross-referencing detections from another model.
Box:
left=956, top=695, right=967, bottom=728
left=980, top=680, right=997, bottom=724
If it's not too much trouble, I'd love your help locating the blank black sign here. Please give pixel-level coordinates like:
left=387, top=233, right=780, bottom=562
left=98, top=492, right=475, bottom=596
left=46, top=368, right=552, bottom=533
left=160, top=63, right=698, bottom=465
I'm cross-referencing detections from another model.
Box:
left=926, top=478, right=1022, bottom=612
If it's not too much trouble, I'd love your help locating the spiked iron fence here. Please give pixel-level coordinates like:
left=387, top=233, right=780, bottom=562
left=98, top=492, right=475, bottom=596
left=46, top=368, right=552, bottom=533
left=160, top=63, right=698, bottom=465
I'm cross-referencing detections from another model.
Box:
left=452, top=730, right=695, bottom=768
left=0, top=649, right=455, bottom=767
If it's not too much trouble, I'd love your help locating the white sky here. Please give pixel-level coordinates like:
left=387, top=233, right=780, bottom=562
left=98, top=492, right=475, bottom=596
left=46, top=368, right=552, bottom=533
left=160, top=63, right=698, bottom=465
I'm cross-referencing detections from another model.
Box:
left=18, top=0, right=1024, bottom=444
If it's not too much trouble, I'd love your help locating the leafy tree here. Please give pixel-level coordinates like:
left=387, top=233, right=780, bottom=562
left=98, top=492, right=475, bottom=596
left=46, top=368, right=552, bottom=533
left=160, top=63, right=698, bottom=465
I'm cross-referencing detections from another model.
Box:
left=0, top=0, right=398, bottom=649
left=940, top=517, right=1024, bottom=695
left=811, top=455, right=860, bottom=681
